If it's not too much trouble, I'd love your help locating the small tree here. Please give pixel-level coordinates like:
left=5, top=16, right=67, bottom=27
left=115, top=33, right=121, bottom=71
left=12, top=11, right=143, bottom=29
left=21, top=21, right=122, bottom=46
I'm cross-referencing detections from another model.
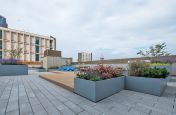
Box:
left=9, top=48, right=23, bottom=60
left=137, top=42, right=170, bottom=62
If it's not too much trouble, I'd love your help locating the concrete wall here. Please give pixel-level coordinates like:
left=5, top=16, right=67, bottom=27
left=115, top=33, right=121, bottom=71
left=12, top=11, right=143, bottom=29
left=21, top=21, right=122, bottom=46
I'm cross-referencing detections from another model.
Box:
left=73, top=55, right=176, bottom=65
left=42, top=56, right=72, bottom=69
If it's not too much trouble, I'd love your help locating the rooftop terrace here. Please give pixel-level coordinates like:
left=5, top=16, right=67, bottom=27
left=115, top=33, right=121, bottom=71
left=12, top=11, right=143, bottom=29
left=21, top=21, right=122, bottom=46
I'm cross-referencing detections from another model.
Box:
left=0, top=73, right=176, bottom=115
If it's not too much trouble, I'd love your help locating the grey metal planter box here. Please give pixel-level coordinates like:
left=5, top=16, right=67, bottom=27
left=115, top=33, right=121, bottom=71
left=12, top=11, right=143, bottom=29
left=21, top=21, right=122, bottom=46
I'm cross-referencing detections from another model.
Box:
left=74, top=76, right=125, bottom=102
left=0, top=65, right=28, bottom=76
left=125, top=76, right=167, bottom=96
left=171, top=63, right=176, bottom=75
left=166, top=76, right=172, bottom=82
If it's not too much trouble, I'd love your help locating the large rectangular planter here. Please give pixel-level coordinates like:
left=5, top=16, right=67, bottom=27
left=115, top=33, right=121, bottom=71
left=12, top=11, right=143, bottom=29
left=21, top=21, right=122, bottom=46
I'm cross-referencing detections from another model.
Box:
left=166, top=76, right=172, bottom=82
left=0, top=65, right=28, bottom=76
left=125, top=76, right=167, bottom=96
left=74, top=76, right=125, bottom=102
left=171, top=63, right=176, bottom=75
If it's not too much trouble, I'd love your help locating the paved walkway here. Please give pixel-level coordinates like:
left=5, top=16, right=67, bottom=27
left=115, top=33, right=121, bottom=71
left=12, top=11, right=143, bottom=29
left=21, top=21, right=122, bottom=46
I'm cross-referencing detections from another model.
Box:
left=0, top=74, right=176, bottom=115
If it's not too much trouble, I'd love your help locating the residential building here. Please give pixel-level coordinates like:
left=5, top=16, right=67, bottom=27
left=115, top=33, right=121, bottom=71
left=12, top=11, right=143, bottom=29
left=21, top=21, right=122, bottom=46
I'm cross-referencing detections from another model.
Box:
left=0, top=15, right=8, bottom=28
left=78, top=52, right=92, bottom=62
left=0, top=27, right=56, bottom=62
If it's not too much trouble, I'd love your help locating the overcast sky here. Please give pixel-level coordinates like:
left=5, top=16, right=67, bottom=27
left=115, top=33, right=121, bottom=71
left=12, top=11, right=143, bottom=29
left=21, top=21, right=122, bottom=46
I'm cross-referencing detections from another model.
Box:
left=0, top=0, right=176, bottom=61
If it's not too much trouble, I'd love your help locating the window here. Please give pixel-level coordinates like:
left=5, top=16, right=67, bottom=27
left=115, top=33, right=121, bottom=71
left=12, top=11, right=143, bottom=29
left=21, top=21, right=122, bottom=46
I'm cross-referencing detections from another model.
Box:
left=35, top=37, right=40, bottom=45
left=0, top=30, right=2, bottom=39
left=0, top=40, right=2, bottom=49
left=0, top=51, right=2, bottom=59
left=35, top=37, right=40, bottom=61
left=11, top=33, right=14, bottom=41
left=35, top=54, right=39, bottom=61
left=35, top=46, right=39, bottom=53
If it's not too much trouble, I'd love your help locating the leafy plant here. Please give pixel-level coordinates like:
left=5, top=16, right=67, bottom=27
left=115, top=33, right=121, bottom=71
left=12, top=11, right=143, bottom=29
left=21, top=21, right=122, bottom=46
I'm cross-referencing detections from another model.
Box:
left=128, top=62, right=169, bottom=78
left=77, top=72, right=86, bottom=79
left=101, top=73, right=113, bottom=79
left=90, top=75, right=101, bottom=81
left=76, top=65, right=123, bottom=81
left=144, top=67, right=169, bottom=78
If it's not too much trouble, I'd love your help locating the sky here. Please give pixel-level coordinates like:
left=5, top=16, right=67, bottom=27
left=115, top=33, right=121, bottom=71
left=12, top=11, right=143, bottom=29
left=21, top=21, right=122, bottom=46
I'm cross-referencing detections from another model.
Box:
left=0, top=0, right=176, bottom=61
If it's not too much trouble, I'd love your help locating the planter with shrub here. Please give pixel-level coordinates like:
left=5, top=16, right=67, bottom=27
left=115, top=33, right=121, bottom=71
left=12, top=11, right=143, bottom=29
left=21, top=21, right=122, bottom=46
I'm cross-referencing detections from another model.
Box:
left=150, top=63, right=172, bottom=75
left=0, top=59, right=28, bottom=76
left=126, top=62, right=169, bottom=96
left=74, top=65, right=124, bottom=102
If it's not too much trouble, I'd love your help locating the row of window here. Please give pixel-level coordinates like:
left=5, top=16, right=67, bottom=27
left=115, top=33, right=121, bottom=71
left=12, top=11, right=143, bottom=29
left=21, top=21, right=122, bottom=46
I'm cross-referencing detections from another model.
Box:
left=0, top=30, right=2, bottom=52
left=0, top=51, right=2, bottom=59
left=0, top=40, right=2, bottom=49
left=35, top=37, right=40, bottom=61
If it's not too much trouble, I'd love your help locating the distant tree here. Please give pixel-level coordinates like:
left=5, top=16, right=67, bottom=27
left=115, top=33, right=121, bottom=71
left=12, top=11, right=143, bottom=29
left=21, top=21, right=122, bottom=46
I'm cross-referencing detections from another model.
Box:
left=9, top=48, right=23, bottom=60
left=137, top=42, right=170, bottom=62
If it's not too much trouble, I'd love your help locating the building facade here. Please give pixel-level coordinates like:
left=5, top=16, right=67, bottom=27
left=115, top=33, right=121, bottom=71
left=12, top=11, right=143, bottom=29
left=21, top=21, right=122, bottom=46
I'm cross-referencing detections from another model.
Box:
left=0, top=15, right=8, bottom=28
left=0, top=27, right=56, bottom=62
left=78, top=52, right=92, bottom=62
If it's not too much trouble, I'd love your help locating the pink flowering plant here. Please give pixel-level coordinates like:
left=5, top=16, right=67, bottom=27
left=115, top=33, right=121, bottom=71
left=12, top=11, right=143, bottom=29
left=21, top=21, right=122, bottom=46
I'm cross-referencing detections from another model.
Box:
left=77, top=65, right=123, bottom=81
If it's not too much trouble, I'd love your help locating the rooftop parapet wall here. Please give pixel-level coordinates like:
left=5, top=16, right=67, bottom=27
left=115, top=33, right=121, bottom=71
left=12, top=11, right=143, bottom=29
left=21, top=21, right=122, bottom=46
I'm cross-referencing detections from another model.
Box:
left=72, top=55, right=176, bottom=65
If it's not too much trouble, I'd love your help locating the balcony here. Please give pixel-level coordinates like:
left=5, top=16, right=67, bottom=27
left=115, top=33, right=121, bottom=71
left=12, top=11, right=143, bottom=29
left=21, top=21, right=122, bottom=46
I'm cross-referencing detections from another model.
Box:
left=18, top=41, right=23, bottom=44
left=30, top=52, right=35, bottom=54
left=30, top=43, right=35, bottom=46
left=41, top=45, right=45, bottom=47
left=24, top=42, right=29, bottom=45
left=46, top=46, right=50, bottom=49
left=24, top=51, right=29, bottom=54
left=4, top=49, right=9, bottom=52
left=4, top=39, right=10, bottom=42
left=11, top=40, right=17, bottom=43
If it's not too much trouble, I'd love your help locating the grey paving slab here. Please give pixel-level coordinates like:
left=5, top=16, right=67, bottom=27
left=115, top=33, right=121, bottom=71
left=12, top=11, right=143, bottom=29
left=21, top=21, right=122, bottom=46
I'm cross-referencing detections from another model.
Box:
left=6, top=101, right=18, bottom=113
left=64, top=101, right=83, bottom=113
left=31, top=104, right=48, bottom=115
left=132, top=103, right=152, bottom=114
left=78, top=111, right=91, bottom=115
left=5, top=110, right=19, bottom=115
left=19, top=102, right=33, bottom=115
left=0, top=74, right=175, bottom=115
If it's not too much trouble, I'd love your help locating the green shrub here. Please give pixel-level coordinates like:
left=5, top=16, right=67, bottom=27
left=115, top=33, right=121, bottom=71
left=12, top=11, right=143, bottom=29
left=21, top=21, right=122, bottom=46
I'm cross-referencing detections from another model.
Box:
left=129, top=62, right=169, bottom=78
left=90, top=75, right=101, bottom=81
left=144, top=67, right=169, bottom=78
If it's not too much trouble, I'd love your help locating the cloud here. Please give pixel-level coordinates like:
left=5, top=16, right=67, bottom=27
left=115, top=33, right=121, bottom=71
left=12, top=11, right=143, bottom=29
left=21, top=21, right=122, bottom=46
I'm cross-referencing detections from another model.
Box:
left=0, top=0, right=176, bottom=61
